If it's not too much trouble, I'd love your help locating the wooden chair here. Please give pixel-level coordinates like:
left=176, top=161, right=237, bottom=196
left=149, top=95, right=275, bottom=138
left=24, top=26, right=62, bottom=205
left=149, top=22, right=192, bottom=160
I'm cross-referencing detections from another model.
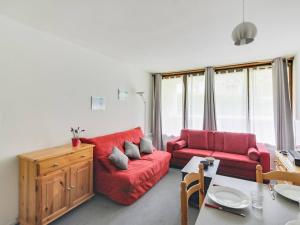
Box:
left=256, top=164, right=300, bottom=185
left=181, top=163, right=205, bottom=225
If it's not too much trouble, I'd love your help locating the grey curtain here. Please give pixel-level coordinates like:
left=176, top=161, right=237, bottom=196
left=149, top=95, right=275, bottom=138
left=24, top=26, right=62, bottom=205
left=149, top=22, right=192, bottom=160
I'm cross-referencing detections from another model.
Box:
left=272, top=58, right=294, bottom=150
left=203, top=67, right=217, bottom=130
left=152, top=74, right=164, bottom=150
left=183, top=75, right=189, bottom=128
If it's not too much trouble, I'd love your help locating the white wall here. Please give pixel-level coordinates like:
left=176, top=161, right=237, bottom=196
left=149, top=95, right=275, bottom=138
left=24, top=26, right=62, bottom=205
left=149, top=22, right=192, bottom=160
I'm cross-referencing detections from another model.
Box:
left=0, top=15, right=151, bottom=225
left=295, top=52, right=300, bottom=119
left=294, top=52, right=300, bottom=145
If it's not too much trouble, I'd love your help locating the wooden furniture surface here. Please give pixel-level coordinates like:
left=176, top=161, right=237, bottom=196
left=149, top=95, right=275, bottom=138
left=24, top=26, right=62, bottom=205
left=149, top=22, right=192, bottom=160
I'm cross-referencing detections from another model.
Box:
left=275, top=150, right=300, bottom=172
left=181, top=164, right=204, bottom=225
left=19, top=143, right=94, bottom=225
left=256, top=164, right=300, bottom=185
left=195, top=175, right=299, bottom=225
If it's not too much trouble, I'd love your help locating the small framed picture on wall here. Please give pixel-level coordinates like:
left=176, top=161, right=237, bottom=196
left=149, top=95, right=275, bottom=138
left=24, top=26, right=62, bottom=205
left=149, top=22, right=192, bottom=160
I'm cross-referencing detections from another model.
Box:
left=91, top=96, right=105, bottom=110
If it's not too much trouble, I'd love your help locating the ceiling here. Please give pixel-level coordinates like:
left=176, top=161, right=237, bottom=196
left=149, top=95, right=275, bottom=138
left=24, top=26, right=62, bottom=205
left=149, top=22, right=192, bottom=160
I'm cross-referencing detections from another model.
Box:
left=0, top=0, right=299, bottom=72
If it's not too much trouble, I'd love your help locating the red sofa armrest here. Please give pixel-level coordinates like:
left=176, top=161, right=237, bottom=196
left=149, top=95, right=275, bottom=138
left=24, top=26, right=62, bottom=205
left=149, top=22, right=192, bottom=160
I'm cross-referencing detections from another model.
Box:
left=166, top=137, right=181, bottom=154
left=256, top=143, right=270, bottom=173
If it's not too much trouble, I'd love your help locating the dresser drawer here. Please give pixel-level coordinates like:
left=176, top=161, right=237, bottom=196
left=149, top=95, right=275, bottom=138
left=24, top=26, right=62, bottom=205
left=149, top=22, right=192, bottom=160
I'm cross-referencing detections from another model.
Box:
left=38, top=157, right=69, bottom=175
left=68, top=148, right=93, bottom=163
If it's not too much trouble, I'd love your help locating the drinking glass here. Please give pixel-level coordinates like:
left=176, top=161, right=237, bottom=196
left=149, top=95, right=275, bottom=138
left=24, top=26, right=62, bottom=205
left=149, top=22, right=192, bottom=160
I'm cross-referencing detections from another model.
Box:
left=251, top=191, right=264, bottom=209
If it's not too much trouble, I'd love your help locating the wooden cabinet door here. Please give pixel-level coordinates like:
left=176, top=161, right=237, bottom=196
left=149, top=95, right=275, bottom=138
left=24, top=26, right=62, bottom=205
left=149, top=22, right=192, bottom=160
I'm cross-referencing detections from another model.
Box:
left=37, top=168, right=69, bottom=225
left=69, top=160, right=93, bottom=207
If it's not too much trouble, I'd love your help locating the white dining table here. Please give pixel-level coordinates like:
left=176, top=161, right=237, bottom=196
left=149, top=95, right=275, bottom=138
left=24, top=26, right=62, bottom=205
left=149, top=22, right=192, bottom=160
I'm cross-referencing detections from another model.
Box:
left=195, top=175, right=300, bottom=225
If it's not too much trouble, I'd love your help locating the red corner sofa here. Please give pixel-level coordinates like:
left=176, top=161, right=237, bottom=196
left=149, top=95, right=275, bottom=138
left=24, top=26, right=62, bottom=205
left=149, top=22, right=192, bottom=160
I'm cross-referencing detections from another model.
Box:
left=167, top=129, right=270, bottom=181
left=81, top=127, right=171, bottom=205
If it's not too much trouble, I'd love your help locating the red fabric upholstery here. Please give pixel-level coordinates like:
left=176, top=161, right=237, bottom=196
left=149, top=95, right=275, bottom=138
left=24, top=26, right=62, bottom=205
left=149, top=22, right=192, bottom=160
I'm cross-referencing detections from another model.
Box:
left=214, top=132, right=224, bottom=151
left=81, top=127, right=143, bottom=158
left=248, top=134, right=257, bottom=148
left=188, top=130, right=209, bottom=149
left=81, top=127, right=171, bottom=205
left=99, top=157, right=117, bottom=173
left=180, top=129, right=190, bottom=142
left=174, top=140, right=187, bottom=150
left=208, top=132, right=215, bottom=149
left=223, top=132, right=249, bottom=155
left=166, top=137, right=181, bottom=154
left=212, top=151, right=258, bottom=170
left=256, top=143, right=270, bottom=173
left=167, top=129, right=270, bottom=181
left=173, top=148, right=214, bottom=159
left=248, top=147, right=260, bottom=161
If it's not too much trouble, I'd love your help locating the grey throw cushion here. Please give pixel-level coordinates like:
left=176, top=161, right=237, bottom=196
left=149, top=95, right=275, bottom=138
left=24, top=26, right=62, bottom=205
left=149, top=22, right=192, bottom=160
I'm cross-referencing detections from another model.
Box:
left=109, top=147, right=129, bottom=170
left=140, top=138, right=154, bottom=154
left=125, top=141, right=141, bottom=159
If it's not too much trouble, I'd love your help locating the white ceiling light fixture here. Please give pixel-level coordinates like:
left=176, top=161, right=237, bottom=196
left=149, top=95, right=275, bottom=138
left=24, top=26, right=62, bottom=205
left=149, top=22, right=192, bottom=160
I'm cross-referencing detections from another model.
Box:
left=232, top=0, right=257, bottom=46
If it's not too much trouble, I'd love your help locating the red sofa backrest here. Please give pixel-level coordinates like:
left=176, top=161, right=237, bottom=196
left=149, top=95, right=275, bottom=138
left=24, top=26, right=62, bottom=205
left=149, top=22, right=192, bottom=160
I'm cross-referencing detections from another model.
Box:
left=81, top=127, right=144, bottom=159
left=180, top=129, right=256, bottom=155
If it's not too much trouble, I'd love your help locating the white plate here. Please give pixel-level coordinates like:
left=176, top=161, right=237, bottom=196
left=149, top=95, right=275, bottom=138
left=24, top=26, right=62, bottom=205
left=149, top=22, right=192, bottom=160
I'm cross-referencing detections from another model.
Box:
left=285, top=220, right=300, bottom=225
left=274, top=184, right=300, bottom=202
left=207, top=186, right=250, bottom=209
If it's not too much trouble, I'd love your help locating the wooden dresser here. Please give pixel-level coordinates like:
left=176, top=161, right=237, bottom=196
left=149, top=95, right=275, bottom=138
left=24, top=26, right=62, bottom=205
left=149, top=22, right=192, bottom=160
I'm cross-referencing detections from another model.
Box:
left=275, top=150, right=300, bottom=172
left=19, top=143, right=94, bottom=225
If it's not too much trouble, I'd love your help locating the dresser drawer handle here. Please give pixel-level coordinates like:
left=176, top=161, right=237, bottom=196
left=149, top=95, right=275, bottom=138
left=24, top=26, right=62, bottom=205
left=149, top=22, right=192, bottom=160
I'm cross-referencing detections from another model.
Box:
left=80, top=155, right=86, bottom=158
left=51, top=163, right=59, bottom=167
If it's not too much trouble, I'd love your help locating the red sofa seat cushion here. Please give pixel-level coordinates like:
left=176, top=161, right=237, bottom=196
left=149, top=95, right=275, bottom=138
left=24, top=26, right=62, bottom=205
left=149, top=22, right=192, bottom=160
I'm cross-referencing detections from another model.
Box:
left=141, top=150, right=169, bottom=161
left=111, top=160, right=155, bottom=187
left=223, top=132, right=249, bottom=155
left=212, top=151, right=258, bottom=170
left=173, top=148, right=213, bottom=159
left=188, top=130, right=209, bottom=149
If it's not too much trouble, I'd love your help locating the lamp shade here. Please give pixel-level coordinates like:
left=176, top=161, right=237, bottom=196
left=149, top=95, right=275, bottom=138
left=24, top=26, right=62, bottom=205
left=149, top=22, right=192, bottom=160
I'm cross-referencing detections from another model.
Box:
left=232, top=21, right=257, bottom=46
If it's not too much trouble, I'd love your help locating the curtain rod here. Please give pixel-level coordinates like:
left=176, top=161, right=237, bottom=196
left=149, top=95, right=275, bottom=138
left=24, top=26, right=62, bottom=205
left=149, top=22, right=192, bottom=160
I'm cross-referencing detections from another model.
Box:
left=160, top=57, right=294, bottom=77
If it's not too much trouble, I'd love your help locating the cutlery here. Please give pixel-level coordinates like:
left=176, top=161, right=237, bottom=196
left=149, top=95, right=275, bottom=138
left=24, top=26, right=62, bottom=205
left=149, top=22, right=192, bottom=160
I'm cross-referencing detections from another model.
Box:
left=268, top=183, right=276, bottom=200
left=205, top=203, right=246, bottom=217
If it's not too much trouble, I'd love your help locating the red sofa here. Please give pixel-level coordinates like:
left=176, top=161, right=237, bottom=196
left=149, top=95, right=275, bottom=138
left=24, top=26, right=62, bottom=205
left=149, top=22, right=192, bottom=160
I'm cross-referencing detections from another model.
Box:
left=167, top=129, right=270, bottom=180
left=81, top=127, right=171, bottom=205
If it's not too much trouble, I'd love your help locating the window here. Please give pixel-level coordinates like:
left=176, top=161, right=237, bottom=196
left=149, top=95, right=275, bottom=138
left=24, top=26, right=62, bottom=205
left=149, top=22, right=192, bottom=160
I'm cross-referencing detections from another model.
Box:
left=160, top=59, right=293, bottom=146
left=161, top=77, right=183, bottom=136
left=215, top=69, right=248, bottom=132
left=187, top=75, right=205, bottom=129
left=249, top=67, right=275, bottom=145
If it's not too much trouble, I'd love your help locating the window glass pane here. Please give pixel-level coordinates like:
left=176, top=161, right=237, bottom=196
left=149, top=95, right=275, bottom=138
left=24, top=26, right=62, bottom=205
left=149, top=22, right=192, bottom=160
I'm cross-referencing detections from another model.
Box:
left=296, top=120, right=300, bottom=150
left=249, top=67, right=275, bottom=145
left=215, top=70, right=248, bottom=132
left=161, top=77, right=183, bottom=136
left=187, top=75, right=205, bottom=129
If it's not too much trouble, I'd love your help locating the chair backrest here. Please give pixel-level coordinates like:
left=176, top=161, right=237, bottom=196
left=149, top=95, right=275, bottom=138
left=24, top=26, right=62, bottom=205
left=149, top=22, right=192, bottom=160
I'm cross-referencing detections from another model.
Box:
left=180, top=164, right=205, bottom=225
left=256, top=164, right=300, bottom=185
